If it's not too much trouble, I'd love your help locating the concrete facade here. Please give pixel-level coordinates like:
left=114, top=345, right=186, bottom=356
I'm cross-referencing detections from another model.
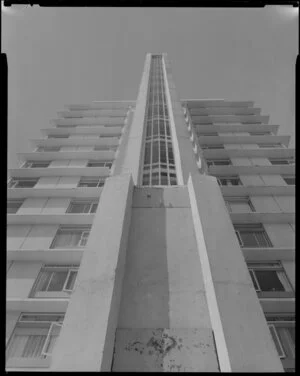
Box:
left=6, top=54, right=294, bottom=372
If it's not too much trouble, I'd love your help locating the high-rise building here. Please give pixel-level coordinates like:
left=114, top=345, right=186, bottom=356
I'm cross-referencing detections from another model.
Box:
left=6, top=53, right=295, bottom=372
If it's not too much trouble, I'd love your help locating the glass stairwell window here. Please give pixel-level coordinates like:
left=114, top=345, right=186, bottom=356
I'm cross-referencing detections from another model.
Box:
left=67, top=199, right=98, bottom=214
left=141, top=55, right=177, bottom=186
left=234, top=224, right=272, bottom=248
left=6, top=313, right=64, bottom=368
left=247, top=262, right=293, bottom=297
left=50, top=226, right=91, bottom=249
left=266, top=315, right=295, bottom=372
left=217, top=176, right=242, bottom=186
left=30, top=265, right=79, bottom=298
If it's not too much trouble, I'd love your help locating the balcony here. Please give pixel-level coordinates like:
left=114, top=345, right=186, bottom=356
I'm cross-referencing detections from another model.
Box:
left=7, top=186, right=103, bottom=199
left=230, top=212, right=295, bottom=224
left=202, top=147, right=295, bottom=159
left=220, top=185, right=295, bottom=197
left=208, top=164, right=295, bottom=176
left=7, top=213, right=95, bottom=225
left=192, top=124, right=279, bottom=134
left=18, top=150, right=115, bottom=161
left=191, top=114, right=269, bottom=124
left=183, top=100, right=255, bottom=108
left=42, top=126, right=122, bottom=136
left=188, top=107, right=261, bottom=116
left=8, top=166, right=110, bottom=178
left=57, top=109, right=127, bottom=118
left=6, top=298, right=68, bottom=313
left=7, top=248, right=84, bottom=264
left=65, top=101, right=135, bottom=111
left=51, top=117, right=125, bottom=127
left=242, top=247, right=295, bottom=262
left=31, top=137, right=120, bottom=148
left=197, top=135, right=290, bottom=146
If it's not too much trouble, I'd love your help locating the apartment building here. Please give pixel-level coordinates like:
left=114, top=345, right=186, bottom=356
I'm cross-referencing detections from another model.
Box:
left=6, top=53, right=295, bottom=372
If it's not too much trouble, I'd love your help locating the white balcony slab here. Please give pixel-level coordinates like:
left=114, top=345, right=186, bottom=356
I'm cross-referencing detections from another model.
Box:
left=65, top=101, right=135, bottom=110
left=8, top=167, right=110, bottom=178
left=42, top=126, right=122, bottom=136
left=202, top=147, right=294, bottom=159
left=7, top=249, right=84, bottom=264
left=52, top=118, right=125, bottom=126
left=7, top=187, right=103, bottom=199
left=18, top=151, right=115, bottom=161
left=189, top=107, right=261, bottom=116
left=57, top=110, right=127, bottom=118
left=220, top=185, right=295, bottom=197
left=229, top=212, right=295, bottom=224
left=192, top=115, right=269, bottom=124
left=198, top=135, right=290, bottom=146
left=208, top=164, right=295, bottom=176
left=259, top=298, right=295, bottom=313
left=31, top=138, right=120, bottom=148
left=183, top=100, right=255, bottom=108
left=6, top=298, right=69, bottom=312
left=192, top=124, right=279, bottom=134
left=242, top=247, right=295, bottom=261
left=7, top=213, right=95, bottom=225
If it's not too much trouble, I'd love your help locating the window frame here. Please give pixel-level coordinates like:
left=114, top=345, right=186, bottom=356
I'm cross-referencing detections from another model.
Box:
left=77, top=177, right=106, bottom=188
left=217, top=176, right=242, bottom=186
left=225, top=196, right=255, bottom=212
left=50, top=226, right=91, bottom=249
left=7, top=199, right=24, bottom=214
left=8, top=178, right=38, bottom=188
left=282, top=175, right=295, bottom=185
left=67, top=200, right=98, bottom=214
left=234, top=224, right=273, bottom=248
left=247, top=262, right=293, bottom=294
left=30, top=265, right=79, bottom=298
left=86, top=160, right=112, bottom=168
left=23, top=161, right=51, bottom=168
left=206, top=158, right=232, bottom=167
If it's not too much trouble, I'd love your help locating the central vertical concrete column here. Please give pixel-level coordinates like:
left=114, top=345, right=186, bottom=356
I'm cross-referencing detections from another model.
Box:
left=187, top=173, right=284, bottom=372
left=121, top=54, right=151, bottom=185
left=51, top=174, right=134, bottom=371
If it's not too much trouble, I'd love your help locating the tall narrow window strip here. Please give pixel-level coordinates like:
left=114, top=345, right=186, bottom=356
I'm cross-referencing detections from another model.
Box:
left=142, top=55, right=177, bottom=186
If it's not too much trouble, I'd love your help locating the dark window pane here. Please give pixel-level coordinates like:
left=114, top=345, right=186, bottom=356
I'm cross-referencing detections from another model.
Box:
left=255, top=271, right=285, bottom=291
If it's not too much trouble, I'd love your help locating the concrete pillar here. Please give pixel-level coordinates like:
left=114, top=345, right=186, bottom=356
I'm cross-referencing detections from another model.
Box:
left=187, top=173, right=284, bottom=372
left=121, top=55, right=151, bottom=184
left=51, top=173, right=134, bottom=371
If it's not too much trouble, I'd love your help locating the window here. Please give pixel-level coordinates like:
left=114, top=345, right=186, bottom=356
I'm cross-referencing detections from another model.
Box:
left=247, top=263, right=293, bottom=293
left=30, top=265, right=79, bottom=298
left=217, top=176, right=242, bottom=186
left=258, top=143, right=283, bottom=148
left=94, top=145, right=117, bottom=151
left=249, top=132, right=271, bottom=136
left=87, top=160, right=112, bottom=168
left=282, top=175, right=295, bottom=185
left=77, top=177, right=106, bottom=187
left=269, top=158, right=294, bottom=165
left=266, top=315, right=295, bottom=371
left=48, top=134, right=69, bottom=139
left=67, top=200, right=98, bottom=214
left=7, top=199, right=24, bottom=214
left=206, top=159, right=232, bottom=167
left=8, top=178, right=38, bottom=188
left=36, top=146, right=61, bottom=152
left=6, top=313, right=64, bottom=366
left=50, top=226, right=91, bottom=249
left=201, top=144, right=224, bottom=149
left=225, top=197, right=255, bottom=212
left=234, top=224, right=272, bottom=248
left=23, top=161, right=51, bottom=168
left=197, top=132, right=218, bottom=136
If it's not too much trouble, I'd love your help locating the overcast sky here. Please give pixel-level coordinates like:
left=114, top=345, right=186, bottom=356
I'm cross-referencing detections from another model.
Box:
left=3, top=5, right=298, bottom=169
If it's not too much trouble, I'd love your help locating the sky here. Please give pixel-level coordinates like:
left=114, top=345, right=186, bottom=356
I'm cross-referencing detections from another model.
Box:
left=3, top=5, right=298, bottom=169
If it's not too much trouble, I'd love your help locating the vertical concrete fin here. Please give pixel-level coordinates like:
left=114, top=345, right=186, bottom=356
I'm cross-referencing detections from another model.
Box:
left=187, top=174, right=232, bottom=372
left=51, top=173, right=134, bottom=371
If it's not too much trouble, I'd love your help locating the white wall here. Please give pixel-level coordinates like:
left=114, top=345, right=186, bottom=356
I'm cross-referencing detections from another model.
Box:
left=21, top=225, right=59, bottom=249
left=7, top=225, right=32, bottom=249
left=265, top=224, right=295, bottom=248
